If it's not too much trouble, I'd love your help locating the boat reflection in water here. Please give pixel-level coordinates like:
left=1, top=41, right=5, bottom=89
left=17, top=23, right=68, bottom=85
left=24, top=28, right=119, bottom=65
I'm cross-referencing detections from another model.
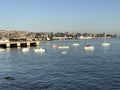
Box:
left=22, top=48, right=29, bottom=52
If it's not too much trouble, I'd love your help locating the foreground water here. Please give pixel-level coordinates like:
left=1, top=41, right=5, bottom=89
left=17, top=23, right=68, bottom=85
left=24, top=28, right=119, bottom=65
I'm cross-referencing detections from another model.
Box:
left=0, top=38, right=120, bottom=90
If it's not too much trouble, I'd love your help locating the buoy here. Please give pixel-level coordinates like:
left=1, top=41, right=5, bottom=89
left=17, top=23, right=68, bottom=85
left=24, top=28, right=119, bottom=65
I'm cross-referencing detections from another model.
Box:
left=52, top=44, right=57, bottom=48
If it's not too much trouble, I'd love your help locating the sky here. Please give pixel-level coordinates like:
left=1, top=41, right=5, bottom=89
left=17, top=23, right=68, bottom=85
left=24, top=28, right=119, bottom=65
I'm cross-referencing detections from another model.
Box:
left=0, top=0, right=120, bottom=34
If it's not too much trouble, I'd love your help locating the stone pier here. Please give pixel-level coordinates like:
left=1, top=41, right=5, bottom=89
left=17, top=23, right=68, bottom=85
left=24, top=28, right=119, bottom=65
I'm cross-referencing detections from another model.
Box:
left=0, top=41, right=40, bottom=48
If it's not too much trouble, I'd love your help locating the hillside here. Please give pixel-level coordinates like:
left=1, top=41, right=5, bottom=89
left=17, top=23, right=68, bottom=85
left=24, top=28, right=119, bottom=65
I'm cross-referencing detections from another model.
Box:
left=0, top=30, right=36, bottom=39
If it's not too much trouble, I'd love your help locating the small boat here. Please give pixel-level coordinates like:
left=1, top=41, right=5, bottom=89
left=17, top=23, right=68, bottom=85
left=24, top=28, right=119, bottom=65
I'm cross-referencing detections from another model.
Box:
left=22, top=48, right=29, bottom=52
left=102, top=43, right=110, bottom=46
left=84, top=45, right=94, bottom=50
left=34, top=48, right=46, bottom=52
left=72, top=43, right=79, bottom=46
left=58, top=46, right=69, bottom=49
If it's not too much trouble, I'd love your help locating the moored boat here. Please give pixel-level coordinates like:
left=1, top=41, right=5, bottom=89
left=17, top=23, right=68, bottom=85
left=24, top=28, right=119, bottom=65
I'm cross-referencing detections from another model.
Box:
left=34, top=48, right=46, bottom=52
left=58, top=46, right=69, bottom=49
left=102, top=43, right=110, bottom=46
left=72, top=43, right=79, bottom=46
left=84, top=45, right=94, bottom=50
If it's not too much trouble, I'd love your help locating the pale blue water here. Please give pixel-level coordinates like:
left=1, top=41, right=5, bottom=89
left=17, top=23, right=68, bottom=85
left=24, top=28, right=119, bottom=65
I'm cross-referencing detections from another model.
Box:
left=0, top=38, right=120, bottom=90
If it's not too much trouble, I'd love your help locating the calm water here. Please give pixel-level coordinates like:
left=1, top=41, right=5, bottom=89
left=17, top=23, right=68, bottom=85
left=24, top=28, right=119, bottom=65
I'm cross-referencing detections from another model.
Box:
left=0, top=38, right=120, bottom=90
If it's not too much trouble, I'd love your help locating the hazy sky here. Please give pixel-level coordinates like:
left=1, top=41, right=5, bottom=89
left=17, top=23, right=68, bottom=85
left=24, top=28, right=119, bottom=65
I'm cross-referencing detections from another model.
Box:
left=0, top=0, right=120, bottom=33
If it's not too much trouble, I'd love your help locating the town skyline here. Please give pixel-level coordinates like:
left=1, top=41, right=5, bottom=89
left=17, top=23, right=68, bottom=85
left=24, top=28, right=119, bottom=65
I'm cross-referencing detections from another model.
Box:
left=0, top=30, right=117, bottom=41
left=0, top=0, right=120, bottom=33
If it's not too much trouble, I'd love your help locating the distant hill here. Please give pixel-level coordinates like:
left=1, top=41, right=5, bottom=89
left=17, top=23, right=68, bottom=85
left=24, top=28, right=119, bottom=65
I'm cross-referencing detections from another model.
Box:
left=0, top=30, right=36, bottom=39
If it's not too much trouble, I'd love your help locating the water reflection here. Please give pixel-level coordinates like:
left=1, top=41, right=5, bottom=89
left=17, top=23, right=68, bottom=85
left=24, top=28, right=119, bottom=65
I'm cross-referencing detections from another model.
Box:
left=102, top=46, right=110, bottom=53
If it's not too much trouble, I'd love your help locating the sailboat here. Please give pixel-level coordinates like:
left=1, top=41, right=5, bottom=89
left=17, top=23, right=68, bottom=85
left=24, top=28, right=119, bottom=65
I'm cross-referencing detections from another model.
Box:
left=72, top=42, right=79, bottom=46
left=0, top=48, right=4, bottom=52
left=34, top=45, right=46, bottom=52
left=102, top=32, right=110, bottom=47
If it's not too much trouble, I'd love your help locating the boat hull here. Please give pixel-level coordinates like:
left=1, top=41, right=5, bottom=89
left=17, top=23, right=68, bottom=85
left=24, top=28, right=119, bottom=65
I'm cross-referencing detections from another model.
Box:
left=102, top=43, right=110, bottom=46
left=58, top=46, right=69, bottom=49
left=34, top=48, right=46, bottom=52
left=72, top=43, right=79, bottom=46
left=84, top=46, right=94, bottom=50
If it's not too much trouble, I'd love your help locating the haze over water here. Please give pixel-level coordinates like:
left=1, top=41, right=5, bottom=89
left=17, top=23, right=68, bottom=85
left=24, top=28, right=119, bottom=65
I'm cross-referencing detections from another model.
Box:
left=0, top=38, right=120, bottom=90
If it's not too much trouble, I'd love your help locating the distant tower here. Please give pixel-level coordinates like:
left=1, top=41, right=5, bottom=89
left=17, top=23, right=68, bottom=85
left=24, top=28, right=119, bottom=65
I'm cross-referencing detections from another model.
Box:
left=103, top=32, right=106, bottom=37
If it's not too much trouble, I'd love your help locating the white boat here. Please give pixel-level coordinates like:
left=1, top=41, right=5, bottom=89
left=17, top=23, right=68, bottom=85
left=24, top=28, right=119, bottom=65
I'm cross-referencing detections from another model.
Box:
left=72, top=43, right=79, bottom=46
left=34, top=48, right=46, bottom=52
left=58, top=46, right=69, bottom=49
left=22, top=48, right=29, bottom=52
left=84, top=45, right=94, bottom=50
left=102, top=43, right=110, bottom=46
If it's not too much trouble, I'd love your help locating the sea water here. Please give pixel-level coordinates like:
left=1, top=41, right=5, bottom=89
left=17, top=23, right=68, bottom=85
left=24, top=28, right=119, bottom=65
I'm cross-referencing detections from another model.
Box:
left=0, top=38, right=120, bottom=90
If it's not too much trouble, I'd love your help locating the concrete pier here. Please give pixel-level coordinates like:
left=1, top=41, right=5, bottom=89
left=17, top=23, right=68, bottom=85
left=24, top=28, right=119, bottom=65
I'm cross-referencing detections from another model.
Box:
left=6, top=43, right=10, bottom=48
left=17, top=42, right=21, bottom=47
left=36, top=41, right=40, bottom=46
left=0, top=41, right=40, bottom=48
